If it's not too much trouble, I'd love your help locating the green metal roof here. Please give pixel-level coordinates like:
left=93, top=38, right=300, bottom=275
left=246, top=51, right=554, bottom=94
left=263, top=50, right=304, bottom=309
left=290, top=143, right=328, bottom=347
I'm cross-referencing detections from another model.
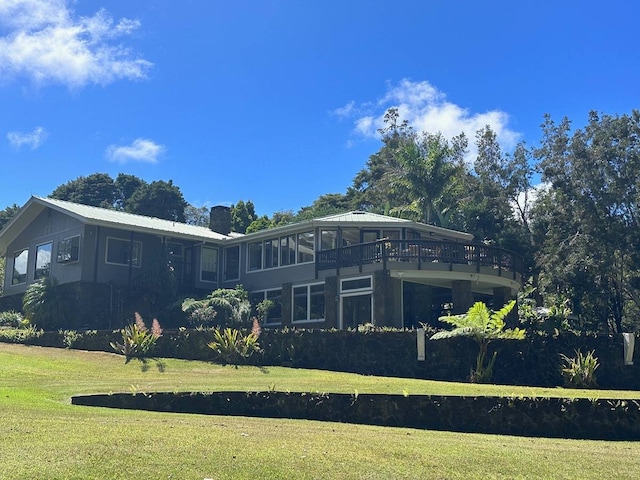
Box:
left=0, top=196, right=230, bottom=253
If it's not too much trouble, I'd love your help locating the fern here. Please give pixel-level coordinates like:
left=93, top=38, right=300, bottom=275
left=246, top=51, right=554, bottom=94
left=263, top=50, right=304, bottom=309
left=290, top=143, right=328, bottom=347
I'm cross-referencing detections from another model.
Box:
left=431, top=301, right=525, bottom=383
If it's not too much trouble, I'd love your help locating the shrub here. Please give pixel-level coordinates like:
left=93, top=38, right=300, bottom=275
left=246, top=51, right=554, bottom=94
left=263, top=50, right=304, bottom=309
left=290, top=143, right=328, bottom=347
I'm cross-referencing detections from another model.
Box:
left=22, top=277, right=70, bottom=330
left=182, top=286, right=251, bottom=328
left=110, top=313, right=163, bottom=361
left=560, top=349, right=599, bottom=388
left=0, top=325, right=42, bottom=343
left=208, top=318, right=261, bottom=366
left=0, top=310, right=24, bottom=328
left=60, top=330, right=81, bottom=348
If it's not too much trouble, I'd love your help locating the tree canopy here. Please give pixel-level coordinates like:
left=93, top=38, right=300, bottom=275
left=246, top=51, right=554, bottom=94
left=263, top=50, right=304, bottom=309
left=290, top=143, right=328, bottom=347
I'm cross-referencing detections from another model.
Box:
left=48, top=173, right=188, bottom=222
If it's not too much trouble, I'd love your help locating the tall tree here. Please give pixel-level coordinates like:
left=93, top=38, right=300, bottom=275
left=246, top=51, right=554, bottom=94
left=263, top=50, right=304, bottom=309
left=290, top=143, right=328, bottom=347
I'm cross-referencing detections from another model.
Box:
left=387, top=131, right=467, bottom=225
left=230, top=200, right=257, bottom=233
left=115, top=173, right=146, bottom=210
left=534, top=110, right=640, bottom=332
left=349, top=108, right=414, bottom=214
left=463, top=126, right=535, bottom=259
left=296, top=193, right=351, bottom=221
left=50, top=173, right=118, bottom=208
left=184, top=204, right=211, bottom=226
left=125, top=180, right=187, bottom=222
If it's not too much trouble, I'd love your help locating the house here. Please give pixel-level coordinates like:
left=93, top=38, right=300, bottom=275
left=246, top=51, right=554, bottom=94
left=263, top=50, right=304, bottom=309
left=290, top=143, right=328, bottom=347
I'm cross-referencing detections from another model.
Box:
left=0, top=196, right=523, bottom=329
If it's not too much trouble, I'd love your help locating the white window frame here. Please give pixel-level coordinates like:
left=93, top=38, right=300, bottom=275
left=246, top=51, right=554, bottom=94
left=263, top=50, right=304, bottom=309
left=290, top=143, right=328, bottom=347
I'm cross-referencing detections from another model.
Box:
left=292, top=282, right=325, bottom=324
left=251, top=288, right=283, bottom=326
left=105, top=237, right=142, bottom=267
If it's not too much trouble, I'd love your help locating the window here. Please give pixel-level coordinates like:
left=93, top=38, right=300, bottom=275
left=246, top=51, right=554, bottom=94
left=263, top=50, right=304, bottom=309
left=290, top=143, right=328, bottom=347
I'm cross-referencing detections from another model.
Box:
left=223, top=245, right=240, bottom=281
left=201, top=246, right=218, bottom=282
left=320, top=230, right=337, bottom=250
left=341, top=276, right=372, bottom=292
left=297, top=231, right=314, bottom=263
left=57, top=236, right=80, bottom=263
left=362, top=230, right=378, bottom=243
left=12, top=249, right=28, bottom=285
left=280, top=235, right=296, bottom=266
left=247, top=232, right=314, bottom=272
left=106, top=237, right=141, bottom=267
left=341, top=228, right=359, bottom=246
left=293, top=283, right=325, bottom=323
left=35, top=242, right=52, bottom=280
left=264, top=239, right=279, bottom=269
left=248, top=242, right=263, bottom=271
left=250, top=289, right=282, bottom=325
left=340, top=276, right=374, bottom=329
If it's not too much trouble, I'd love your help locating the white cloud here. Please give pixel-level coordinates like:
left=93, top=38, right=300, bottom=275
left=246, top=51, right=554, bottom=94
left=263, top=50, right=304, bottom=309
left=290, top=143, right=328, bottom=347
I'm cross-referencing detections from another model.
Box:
left=106, top=138, right=165, bottom=164
left=337, top=79, right=521, bottom=162
left=7, top=126, right=48, bottom=149
left=332, top=101, right=355, bottom=118
left=0, top=0, right=152, bottom=88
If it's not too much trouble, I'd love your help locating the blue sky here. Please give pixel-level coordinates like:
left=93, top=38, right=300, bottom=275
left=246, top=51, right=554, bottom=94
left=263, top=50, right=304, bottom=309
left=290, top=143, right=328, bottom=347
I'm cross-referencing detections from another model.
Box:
left=1, top=0, right=638, bottom=216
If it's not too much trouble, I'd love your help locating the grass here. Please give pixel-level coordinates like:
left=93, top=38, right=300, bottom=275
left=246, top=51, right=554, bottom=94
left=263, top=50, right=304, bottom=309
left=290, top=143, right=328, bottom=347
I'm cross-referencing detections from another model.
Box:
left=1, top=343, right=640, bottom=479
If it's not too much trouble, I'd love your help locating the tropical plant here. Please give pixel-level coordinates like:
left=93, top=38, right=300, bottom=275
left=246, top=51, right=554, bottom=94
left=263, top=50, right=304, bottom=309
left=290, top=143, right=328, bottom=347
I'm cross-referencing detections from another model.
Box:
left=0, top=310, right=24, bottom=328
left=256, top=299, right=275, bottom=324
left=22, top=277, right=70, bottom=329
left=182, top=286, right=251, bottom=327
left=430, top=300, right=526, bottom=383
left=0, top=325, right=42, bottom=343
left=60, top=329, right=82, bottom=348
left=208, top=318, right=261, bottom=366
left=560, top=349, right=599, bottom=388
left=110, top=313, right=163, bottom=361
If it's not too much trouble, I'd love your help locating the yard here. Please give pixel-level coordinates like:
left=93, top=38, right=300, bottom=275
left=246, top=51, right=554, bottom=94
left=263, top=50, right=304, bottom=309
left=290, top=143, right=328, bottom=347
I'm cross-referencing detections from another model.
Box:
left=1, top=343, right=639, bottom=479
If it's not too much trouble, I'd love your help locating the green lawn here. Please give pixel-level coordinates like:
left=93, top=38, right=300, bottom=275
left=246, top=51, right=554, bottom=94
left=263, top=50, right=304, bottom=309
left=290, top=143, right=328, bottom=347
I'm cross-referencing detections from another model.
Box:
left=1, top=343, right=639, bottom=479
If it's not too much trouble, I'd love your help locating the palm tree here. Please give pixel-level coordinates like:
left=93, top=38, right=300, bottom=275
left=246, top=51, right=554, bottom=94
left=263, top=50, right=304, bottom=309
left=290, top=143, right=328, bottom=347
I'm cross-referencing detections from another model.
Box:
left=430, top=300, right=525, bottom=383
left=387, top=132, right=466, bottom=225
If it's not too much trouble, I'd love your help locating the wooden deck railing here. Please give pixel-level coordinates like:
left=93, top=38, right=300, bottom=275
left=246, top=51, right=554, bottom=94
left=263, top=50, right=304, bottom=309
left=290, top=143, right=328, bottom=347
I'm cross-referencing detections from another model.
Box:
left=316, top=239, right=524, bottom=280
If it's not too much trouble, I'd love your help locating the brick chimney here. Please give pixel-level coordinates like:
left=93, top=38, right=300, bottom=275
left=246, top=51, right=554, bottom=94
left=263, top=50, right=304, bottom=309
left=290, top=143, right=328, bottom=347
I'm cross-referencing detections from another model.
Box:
left=209, top=205, right=232, bottom=235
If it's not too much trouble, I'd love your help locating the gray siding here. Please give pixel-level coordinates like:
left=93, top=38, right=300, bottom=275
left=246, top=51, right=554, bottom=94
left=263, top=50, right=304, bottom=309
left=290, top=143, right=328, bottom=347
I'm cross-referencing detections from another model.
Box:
left=3, top=209, right=84, bottom=295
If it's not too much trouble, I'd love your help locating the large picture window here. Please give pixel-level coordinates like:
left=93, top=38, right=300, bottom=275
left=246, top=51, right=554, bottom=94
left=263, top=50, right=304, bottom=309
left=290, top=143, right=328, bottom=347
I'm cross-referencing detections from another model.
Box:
left=297, top=231, right=314, bottom=263
left=57, top=236, right=80, bottom=263
left=250, top=289, right=282, bottom=325
left=35, top=242, right=52, bottom=280
left=12, top=248, right=28, bottom=285
left=293, top=283, right=325, bottom=323
left=106, top=237, right=141, bottom=267
left=201, top=246, right=218, bottom=283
